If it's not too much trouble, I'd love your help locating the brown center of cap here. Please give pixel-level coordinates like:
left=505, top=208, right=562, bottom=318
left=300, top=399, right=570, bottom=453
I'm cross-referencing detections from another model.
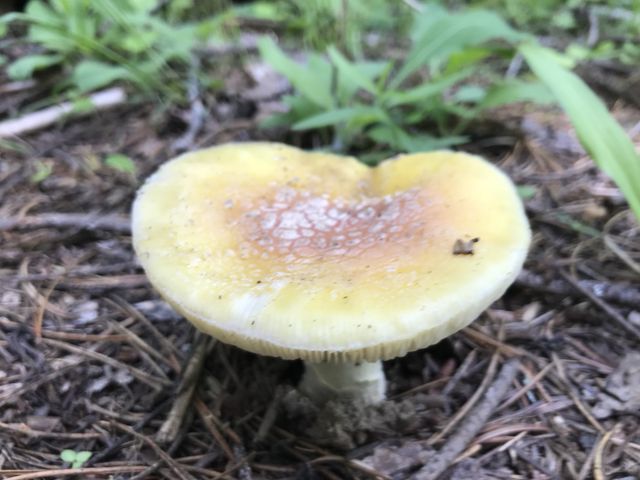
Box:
left=228, top=187, right=429, bottom=264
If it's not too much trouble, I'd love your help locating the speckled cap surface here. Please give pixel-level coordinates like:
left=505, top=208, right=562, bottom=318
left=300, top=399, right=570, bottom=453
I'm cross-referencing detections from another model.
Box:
left=132, top=142, right=530, bottom=362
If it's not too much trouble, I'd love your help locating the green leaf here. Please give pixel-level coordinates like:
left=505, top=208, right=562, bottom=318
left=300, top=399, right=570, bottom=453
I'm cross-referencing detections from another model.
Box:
left=24, top=1, right=61, bottom=25
left=60, top=450, right=77, bottom=463
left=480, top=80, right=555, bottom=109
left=367, top=125, right=467, bottom=152
left=520, top=43, right=640, bottom=220
left=516, top=185, right=537, bottom=200
left=71, top=60, right=131, bottom=93
left=393, top=8, right=526, bottom=88
left=74, top=451, right=92, bottom=465
left=121, top=30, right=158, bottom=54
left=399, top=133, right=468, bottom=152
left=292, top=106, right=381, bottom=130
left=386, top=69, right=474, bottom=107
left=7, top=54, right=62, bottom=80
left=258, top=37, right=334, bottom=108
left=105, top=154, right=136, bottom=174
left=452, top=84, right=486, bottom=103
left=71, top=97, right=97, bottom=114
left=30, top=160, right=53, bottom=183
left=328, top=46, right=378, bottom=95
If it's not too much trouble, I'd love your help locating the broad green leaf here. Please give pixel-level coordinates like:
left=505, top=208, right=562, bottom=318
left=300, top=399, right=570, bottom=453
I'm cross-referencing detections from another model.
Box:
left=105, top=154, right=136, bottom=174
left=521, top=43, right=640, bottom=220
left=7, top=54, right=63, bottom=79
left=24, top=0, right=61, bottom=25
left=480, top=80, right=555, bottom=109
left=393, top=8, right=526, bottom=88
left=328, top=46, right=378, bottom=95
left=292, top=106, right=381, bottom=130
left=259, top=37, right=334, bottom=108
left=71, top=61, right=131, bottom=93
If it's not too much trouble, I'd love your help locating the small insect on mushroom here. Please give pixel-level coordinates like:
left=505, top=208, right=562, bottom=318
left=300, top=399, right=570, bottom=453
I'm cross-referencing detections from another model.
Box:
left=132, top=143, right=530, bottom=404
left=453, top=237, right=480, bottom=255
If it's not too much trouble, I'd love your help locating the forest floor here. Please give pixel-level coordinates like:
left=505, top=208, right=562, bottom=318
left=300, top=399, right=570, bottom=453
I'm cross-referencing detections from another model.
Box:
left=1, top=57, right=640, bottom=480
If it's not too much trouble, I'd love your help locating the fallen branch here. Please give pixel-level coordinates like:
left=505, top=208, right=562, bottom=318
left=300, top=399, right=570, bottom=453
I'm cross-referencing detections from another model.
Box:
left=156, top=333, right=215, bottom=444
left=172, top=58, right=206, bottom=152
left=0, top=466, right=148, bottom=480
left=0, top=212, right=130, bottom=233
left=516, top=269, right=640, bottom=308
left=559, top=270, right=640, bottom=341
left=411, top=359, right=521, bottom=480
left=0, top=87, right=127, bottom=138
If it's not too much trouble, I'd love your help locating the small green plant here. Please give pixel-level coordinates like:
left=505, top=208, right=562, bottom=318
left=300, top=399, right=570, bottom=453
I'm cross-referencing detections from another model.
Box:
left=60, top=449, right=92, bottom=469
left=238, top=0, right=409, bottom=57
left=104, top=153, right=136, bottom=175
left=260, top=4, right=640, bottom=220
left=30, top=159, right=53, bottom=183
left=260, top=5, right=554, bottom=159
left=469, top=0, right=640, bottom=65
left=0, top=0, right=213, bottom=98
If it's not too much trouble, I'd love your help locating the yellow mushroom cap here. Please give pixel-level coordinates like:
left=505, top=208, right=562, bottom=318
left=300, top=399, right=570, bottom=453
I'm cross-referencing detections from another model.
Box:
left=132, top=142, right=530, bottom=362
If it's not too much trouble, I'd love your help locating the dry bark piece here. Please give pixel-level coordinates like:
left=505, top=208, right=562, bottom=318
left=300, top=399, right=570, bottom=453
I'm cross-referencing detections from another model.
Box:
left=132, top=142, right=530, bottom=404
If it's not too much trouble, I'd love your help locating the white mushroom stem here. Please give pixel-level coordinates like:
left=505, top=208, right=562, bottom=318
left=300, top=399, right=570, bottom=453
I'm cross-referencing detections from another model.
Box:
left=299, top=360, right=386, bottom=404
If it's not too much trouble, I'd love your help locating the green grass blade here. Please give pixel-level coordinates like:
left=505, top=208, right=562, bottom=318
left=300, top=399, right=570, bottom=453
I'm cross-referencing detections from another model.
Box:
left=259, top=37, right=334, bottom=109
left=520, top=43, right=640, bottom=220
left=392, top=8, right=525, bottom=89
left=292, top=106, right=380, bottom=130
left=327, top=46, right=379, bottom=95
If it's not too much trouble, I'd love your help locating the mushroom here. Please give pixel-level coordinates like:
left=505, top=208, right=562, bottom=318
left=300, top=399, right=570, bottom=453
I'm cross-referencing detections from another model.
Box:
left=132, top=143, right=530, bottom=404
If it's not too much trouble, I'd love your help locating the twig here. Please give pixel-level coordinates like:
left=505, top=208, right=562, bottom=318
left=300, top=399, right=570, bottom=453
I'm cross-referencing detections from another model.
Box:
left=0, top=87, right=126, bottom=138
left=254, top=386, right=284, bottom=445
left=428, top=352, right=501, bottom=446
left=1, top=261, right=136, bottom=283
left=0, top=212, right=130, bottom=233
left=194, top=397, right=236, bottom=461
left=497, top=362, right=554, bottom=411
left=1, top=466, right=148, bottom=480
left=516, top=269, right=640, bottom=309
left=157, top=333, right=215, bottom=444
left=107, top=420, right=196, bottom=480
left=577, top=433, right=601, bottom=480
left=43, top=338, right=171, bottom=390
left=442, top=350, right=478, bottom=396
left=172, top=57, right=206, bottom=152
left=86, top=397, right=172, bottom=466
left=0, top=421, right=101, bottom=440
left=587, top=8, right=600, bottom=47
left=411, top=359, right=521, bottom=480
left=558, top=270, right=640, bottom=341
left=593, top=428, right=616, bottom=480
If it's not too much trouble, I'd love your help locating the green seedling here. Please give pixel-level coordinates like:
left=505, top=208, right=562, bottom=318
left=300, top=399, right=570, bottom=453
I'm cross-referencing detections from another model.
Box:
left=105, top=154, right=136, bottom=175
left=60, top=449, right=92, bottom=469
